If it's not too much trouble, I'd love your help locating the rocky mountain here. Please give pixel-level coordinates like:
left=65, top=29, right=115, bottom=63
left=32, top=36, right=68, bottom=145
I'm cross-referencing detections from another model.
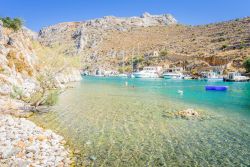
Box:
left=38, top=13, right=250, bottom=73
left=38, top=13, right=177, bottom=57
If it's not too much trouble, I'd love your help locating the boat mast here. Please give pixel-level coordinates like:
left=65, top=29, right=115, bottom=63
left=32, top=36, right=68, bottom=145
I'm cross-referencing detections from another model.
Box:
left=132, top=48, right=134, bottom=72
left=122, top=50, right=125, bottom=74
left=137, top=43, right=140, bottom=71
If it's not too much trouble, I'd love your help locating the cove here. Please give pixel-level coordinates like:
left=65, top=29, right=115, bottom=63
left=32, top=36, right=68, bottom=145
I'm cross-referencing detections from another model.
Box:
left=30, top=77, right=250, bottom=166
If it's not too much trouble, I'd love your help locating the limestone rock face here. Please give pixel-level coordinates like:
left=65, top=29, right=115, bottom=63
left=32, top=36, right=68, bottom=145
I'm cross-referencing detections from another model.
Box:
left=0, top=26, right=81, bottom=98
left=38, top=13, right=177, bottom=55
left=72, top=25, right=88, bottom=54
left=0, top=26, right=38, bottom=96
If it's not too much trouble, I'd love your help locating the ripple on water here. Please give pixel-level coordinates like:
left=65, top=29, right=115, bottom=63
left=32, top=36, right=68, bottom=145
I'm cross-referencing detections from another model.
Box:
left=30, top=80, right=250, bottom=166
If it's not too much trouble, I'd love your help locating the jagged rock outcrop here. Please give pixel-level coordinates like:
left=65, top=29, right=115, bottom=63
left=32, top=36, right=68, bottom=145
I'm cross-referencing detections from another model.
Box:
left=0, top=25, right=38, bottom=97
left=0, top=24, right=81, bottom=98
left=38, top=13, right=177, bottom=55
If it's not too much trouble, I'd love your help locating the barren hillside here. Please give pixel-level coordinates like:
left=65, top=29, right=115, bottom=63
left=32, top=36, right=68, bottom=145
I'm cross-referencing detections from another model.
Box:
left=38, top=14, right=250, bottom=73
left=95, top=17, right=250, bottom=72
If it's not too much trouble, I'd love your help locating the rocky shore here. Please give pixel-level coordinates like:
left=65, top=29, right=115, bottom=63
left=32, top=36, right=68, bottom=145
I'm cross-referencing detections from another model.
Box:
left=0, top=113, right=71, bottom=167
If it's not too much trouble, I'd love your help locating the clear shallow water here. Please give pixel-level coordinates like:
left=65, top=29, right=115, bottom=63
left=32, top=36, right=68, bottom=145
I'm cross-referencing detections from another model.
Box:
left=30, top=77, right=250, bottom=166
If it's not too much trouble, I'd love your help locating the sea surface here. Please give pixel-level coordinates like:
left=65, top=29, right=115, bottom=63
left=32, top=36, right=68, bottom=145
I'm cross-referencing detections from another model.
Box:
left=30, top=77, right=250, bottom=166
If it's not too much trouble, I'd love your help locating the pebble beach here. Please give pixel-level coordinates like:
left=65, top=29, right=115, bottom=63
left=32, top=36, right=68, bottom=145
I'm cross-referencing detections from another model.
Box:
left=0, top=113, right=71, bottom=167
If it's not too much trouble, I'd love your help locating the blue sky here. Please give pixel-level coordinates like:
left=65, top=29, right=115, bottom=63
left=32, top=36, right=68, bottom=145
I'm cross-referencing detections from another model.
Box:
left=1, top=0, right=250, bottom=31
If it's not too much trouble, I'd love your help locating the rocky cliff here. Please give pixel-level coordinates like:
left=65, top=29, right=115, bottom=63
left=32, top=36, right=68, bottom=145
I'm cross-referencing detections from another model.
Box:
left=0, top=20, right=81, bottom=99
left=38, top=13, right=250, bottom=73
left=0, top=20, right=38, bottom=97
left=38, top=13, right=177, bottom=55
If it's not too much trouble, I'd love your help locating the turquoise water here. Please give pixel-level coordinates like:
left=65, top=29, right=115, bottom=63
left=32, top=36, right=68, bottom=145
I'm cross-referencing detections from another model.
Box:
left=30, top=77, right=250, bottom=166
left=84, top=77, right=250, bottom=117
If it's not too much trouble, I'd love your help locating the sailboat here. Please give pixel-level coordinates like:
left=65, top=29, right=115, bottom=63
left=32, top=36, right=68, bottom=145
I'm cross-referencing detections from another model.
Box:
left=130, top=48, right=135, bottom=78
left=117, top=50, right=128, bottom=77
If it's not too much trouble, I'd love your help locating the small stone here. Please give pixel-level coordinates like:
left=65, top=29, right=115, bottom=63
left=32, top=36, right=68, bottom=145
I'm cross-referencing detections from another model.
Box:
left=26, top=152, right=33, bottom=158
left=16, top=151, right=25, bottom=158
left=60, top=140, right=66, bottom=144
left=28, top=136, right=34, bottom=142
left=37, top=135, right=47, bottom=141
left=74, top=149, right=80, bottom=154
left=26, top=145, right=38, bottom=154
left=16, top=140, right=26, bottom=149
left=89, top=155, right=97, bottom=161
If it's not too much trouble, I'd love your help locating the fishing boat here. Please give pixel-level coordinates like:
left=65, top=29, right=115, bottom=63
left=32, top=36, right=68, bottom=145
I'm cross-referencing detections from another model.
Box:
left=162, top=67, right=183, bottom=79
left=133, top=66, right=162, bottom=78
left=201, top=71, right=223, bottom=81
left=223, top=72, right=250, bottom=82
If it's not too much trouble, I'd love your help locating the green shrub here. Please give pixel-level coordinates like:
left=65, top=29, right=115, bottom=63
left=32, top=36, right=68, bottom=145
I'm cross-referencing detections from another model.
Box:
left=243, top=57, right=250, bottom=72
left=159, top=50, right=168, bottom=57
left=44, top=90, right=59, bottom=106
left=0, top=17, right=23, bottom=31
left=220, top=44, right=228, bottom=50
left=10, top=86, right=23, bottom=99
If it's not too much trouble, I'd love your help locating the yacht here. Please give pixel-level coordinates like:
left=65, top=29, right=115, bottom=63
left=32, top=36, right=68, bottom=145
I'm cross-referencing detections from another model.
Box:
left=201, top=71, right=223, bottom=81
left=133, top=66, right=162, bottom=78
left=162, top=67, right=183, bottom=79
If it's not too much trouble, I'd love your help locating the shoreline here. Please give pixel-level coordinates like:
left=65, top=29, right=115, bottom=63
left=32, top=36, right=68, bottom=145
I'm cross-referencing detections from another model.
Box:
left=0, top=97, right=72, bottom=167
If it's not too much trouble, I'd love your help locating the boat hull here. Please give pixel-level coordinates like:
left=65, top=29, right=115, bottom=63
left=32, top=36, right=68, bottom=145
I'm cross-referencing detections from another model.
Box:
left=204, top=78, right=223, bottom=82
left=133, top=73, right=159, bottom=78
left=223, top=78, right=250, bottom=82
left=163, top=75, right=183, bottom=79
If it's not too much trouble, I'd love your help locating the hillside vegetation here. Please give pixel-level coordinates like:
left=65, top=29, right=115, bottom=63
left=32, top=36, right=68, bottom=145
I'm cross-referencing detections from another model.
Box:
left=37, top=15, right=250, bottom=73
left=0, top=17, right=23, bottom=31
left=95, top=17, right=250, bottom=72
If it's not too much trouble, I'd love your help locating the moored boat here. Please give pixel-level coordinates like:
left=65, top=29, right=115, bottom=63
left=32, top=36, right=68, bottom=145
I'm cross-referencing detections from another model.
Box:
left=223, top=72, right=250, bottom=82
left=133, top=66, right=162, bottom=78
left=201, top=71, right=223, bottom=81
left=117, top=73, right=128, bottom=78
left=162, top=67, right=183, bottom=79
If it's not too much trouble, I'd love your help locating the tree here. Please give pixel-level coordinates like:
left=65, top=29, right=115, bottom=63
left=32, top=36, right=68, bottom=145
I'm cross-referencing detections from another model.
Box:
left=0, top=17, right=23, bottom=31
left=160, top=50, right=168, bottom=57
left=243, top=57, right=250, bottom=72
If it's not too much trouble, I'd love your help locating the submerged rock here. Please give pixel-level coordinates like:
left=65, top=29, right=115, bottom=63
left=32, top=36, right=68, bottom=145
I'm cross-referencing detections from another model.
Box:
left=177, top=108, right=199, bottom=118
left=162, top=108, right=209, bottom=120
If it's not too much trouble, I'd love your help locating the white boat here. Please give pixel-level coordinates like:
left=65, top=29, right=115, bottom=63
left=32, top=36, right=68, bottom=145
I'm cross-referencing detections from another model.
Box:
left=94, top=74, right=105, bottom=77
left=128, top=73, right=135, bottom=78
left=224, top=72, right=250, bottom=82
left=162, top=67, right=183, bottom=79
left=117, top=73, right=128, bottom=78
left=201, top=71, right=223, bottom=81
left=133, top=66, right=162, bottom=78
left=81, top=70, right=89, bottom=76
left=183, top=75, right=192, bottom=80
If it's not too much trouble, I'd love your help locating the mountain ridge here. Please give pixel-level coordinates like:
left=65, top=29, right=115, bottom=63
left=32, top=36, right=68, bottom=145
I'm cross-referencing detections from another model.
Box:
left=37, top=13, right=250, bottom=73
